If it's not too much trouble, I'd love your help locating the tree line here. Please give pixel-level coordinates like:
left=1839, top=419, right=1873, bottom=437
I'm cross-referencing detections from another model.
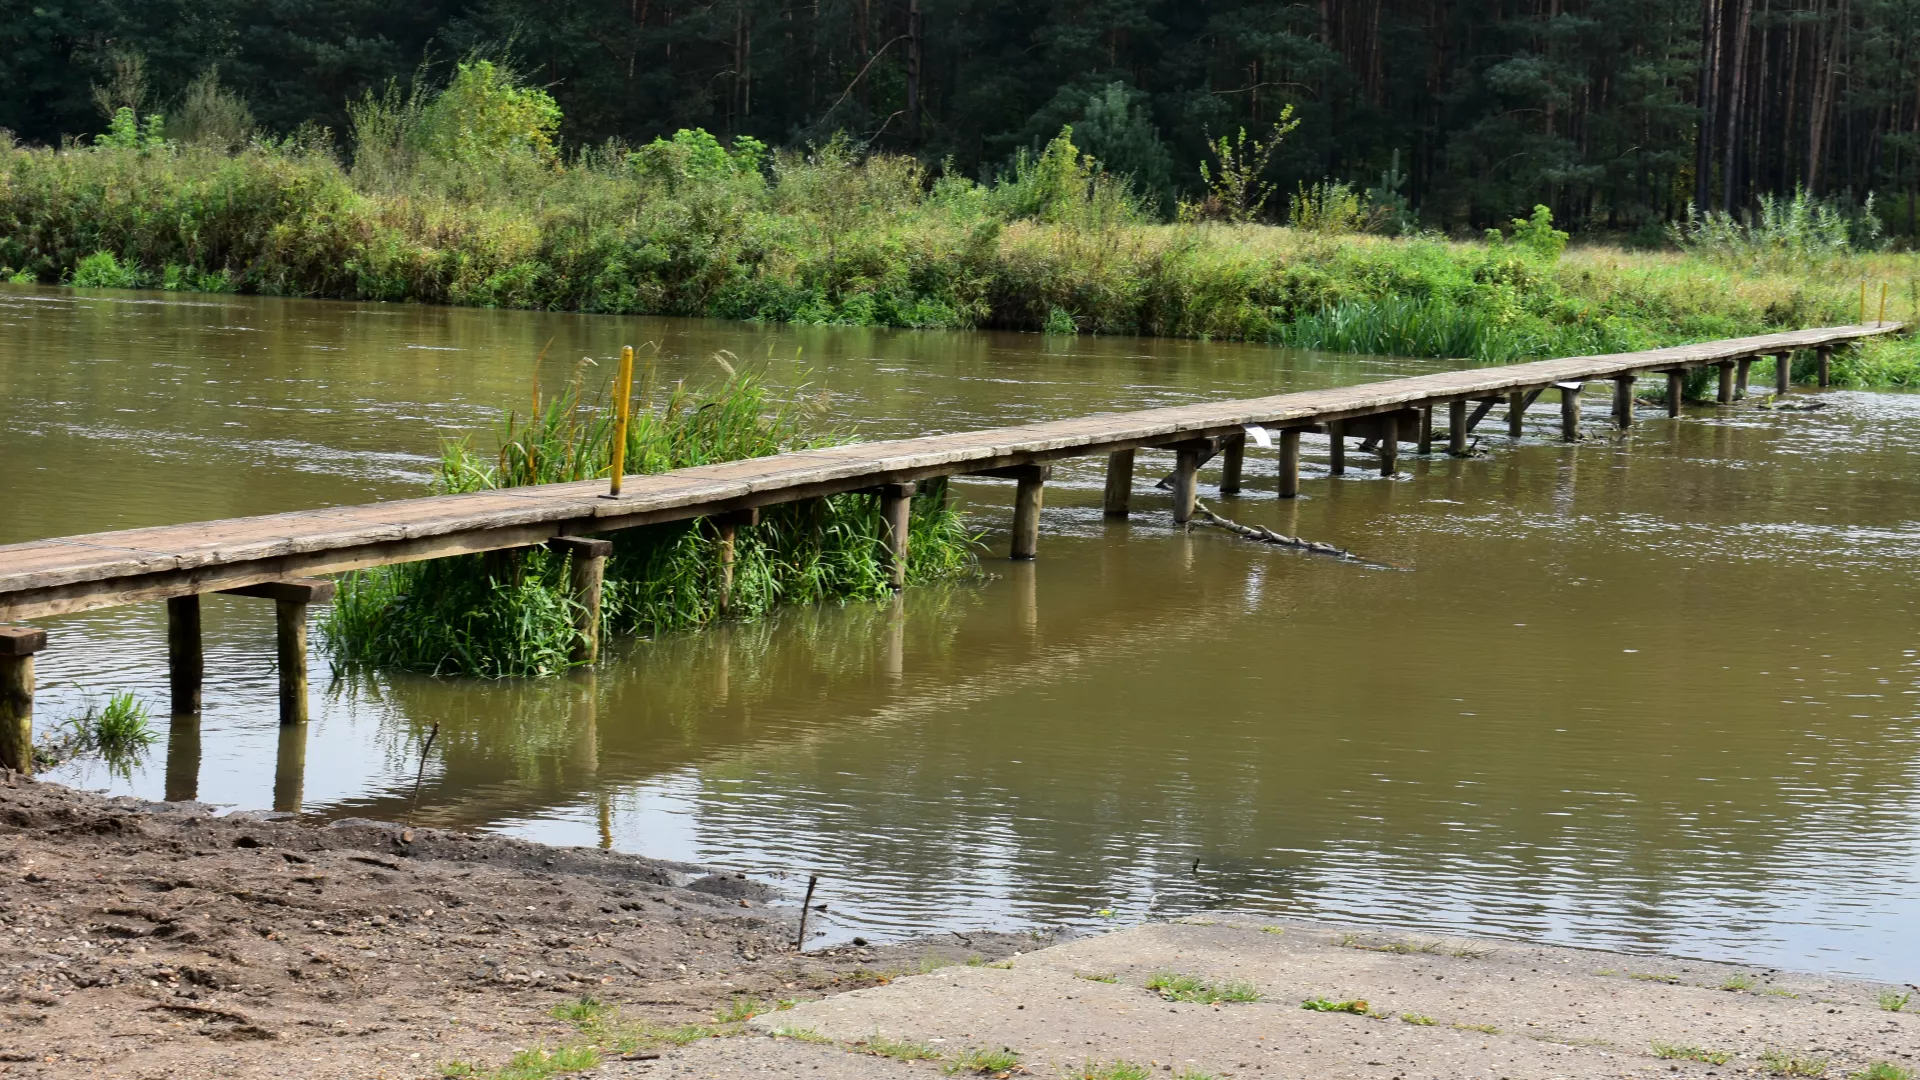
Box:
left=3, top=0, right=1917, bottom=235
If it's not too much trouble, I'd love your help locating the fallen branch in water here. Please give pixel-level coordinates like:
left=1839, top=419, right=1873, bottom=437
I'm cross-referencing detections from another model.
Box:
left=1189, top=500, right=1399, bottom=569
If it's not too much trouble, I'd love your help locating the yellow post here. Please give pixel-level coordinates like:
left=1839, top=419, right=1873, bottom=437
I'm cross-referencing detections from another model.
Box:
left=1860, top=281, right=1867, bottom=324
left=1879, top=282, right=1888, bottom=326
left=607, top=345, right=634, bottom=497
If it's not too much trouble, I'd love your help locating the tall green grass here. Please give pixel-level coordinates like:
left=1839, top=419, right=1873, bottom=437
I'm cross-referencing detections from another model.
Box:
left=1, top=127, right=1912, bottom=379
left=320, top=363, right=981, bottom=677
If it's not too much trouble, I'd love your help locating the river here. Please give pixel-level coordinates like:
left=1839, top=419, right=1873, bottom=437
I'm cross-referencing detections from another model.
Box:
left=4, top=284, right=1918, bottom=981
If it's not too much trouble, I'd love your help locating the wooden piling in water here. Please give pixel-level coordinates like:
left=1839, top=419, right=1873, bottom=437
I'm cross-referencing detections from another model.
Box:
left=1818, top=346, right=1832, bottom=387
left=1667, top=370, right=1685, bottom=417
left=1417, top=405, right=1434, bottom=455
left=1102, top=450, right=1135, bottom=517
left=1560, top=383, right=1582, bottom=441
left=548, top=536, right=614, bottom=662
left=1328, top=421, right=1346, bottom=476
left=876, top=483, right=915, bottom=589
left=708, top=509, right=759, bottom=615
left=1717, top=361, right=1736, bottom=403
left=1735, top=357, right=1752, bottom=397
left=1170, top=446, right=1202, bottom=524
left=1508, top=391, right=1526, bottom=437
left=1010, top=465, right=1050, bottom=558
left=218, top=579, right=333, bottom=726
left=1278, top=429, right=1301, bottom=498
left=1448, top=400, right=1468, bottom=455
left=1219, top=432, right=1245, bottom=495
left=1775, top=351, right=1793, bottom=395
left=1612, top=375, right=1636, bottom=429
left=1379, top=412, right=1399, bottom=476
left=0, top=627, right=45, bottom=775
left=167, top=594, right=202, bottom=715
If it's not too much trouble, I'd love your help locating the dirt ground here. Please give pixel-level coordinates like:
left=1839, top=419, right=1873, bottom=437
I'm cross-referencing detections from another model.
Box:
left=0, top=774, right=1046, bottom=1079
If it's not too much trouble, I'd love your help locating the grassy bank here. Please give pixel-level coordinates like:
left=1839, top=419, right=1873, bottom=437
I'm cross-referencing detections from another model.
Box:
left=320, top=365, right=980, bottom=677
left=1, top=125, right=1914, bottom=379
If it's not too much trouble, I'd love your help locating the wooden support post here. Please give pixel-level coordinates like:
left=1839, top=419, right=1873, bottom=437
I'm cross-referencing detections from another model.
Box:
left=275, top=599, right=309, bottom=727
left=1170, top=446, right=1202, bottom=524
left=167, top=594, right=202, bottom=715
left=707, top=509, right=759, bottom=615
left=1560, top=383, right=1583, bottom=441
left=1448, top=400, right=1468, bottom=455
left=1218, top=432, right=1245, bottom=495
left=1817, top=346, right=1832, bottom=387
left=0, top=627, right=47, bottom=776
left=1378, top=411, right=1399, bottom=476
left=219, top=579, right=334, bottom=727
left=1010, top=465, right=1050, bottom=558
left=1612, top=375, right=1636, bottom=429
left=876, top=482, right=915, bottom=590
left=1507, top=391, right=1526, bottom=438
left=1417, top=404, right=1434, bottom=455
left=548, top=537, right=614, bottom=663
left=1717, top=361, right=1736, bottom=404
left=272, top=719, right=307, bottom=815
left=1328, top=421, right=1346, bottom=476
left=1278, top=428, right=1301, bottom=498
left=1667, top=370, right=1685, bottom=418
left=1775, top=351, right=1792, bottom=395
left=1735, top=357, right=1752, bottom=397
left=1102, top=449, right=1135, bottom=517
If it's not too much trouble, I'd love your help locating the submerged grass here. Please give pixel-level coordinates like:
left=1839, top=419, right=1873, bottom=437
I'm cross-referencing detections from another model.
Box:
left=321, top=362, right=981, bottom=677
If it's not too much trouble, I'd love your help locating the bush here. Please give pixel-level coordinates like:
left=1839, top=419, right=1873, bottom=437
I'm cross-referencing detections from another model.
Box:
left=70, top=251, right=140, bottom=288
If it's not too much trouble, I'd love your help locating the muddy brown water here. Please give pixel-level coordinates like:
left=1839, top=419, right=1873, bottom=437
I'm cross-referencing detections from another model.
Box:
left=4, top=285, right=1918, bottom=981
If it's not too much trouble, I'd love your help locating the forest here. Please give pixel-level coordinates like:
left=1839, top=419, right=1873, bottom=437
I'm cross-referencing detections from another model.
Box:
left=3, top=0, right=1919, bottom=235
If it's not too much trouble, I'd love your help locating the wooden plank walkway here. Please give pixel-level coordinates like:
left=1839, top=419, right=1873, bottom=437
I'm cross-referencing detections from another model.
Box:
left=0, top=323, right=1900, bottom=623
left=0, top=321, right=1904, bottom=775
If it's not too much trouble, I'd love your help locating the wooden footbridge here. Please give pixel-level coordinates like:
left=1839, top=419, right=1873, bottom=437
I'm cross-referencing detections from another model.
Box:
left=0, top=323, right=1901, bottom=775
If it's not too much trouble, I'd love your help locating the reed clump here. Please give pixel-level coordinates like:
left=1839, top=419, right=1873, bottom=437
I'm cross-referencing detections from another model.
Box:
left=321, top=359, right=980, bottom=678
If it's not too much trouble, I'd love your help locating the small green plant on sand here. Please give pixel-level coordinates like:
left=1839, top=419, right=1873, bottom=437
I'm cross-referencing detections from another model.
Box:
left=1762, top=1049, right=1831, bottom=1077
left=1721, top=973, right=1758, bottom=991
left=1453, top=1022, right=1500, bottom=1034
left=862, top=1035, right=940, bottom=1062
left=1629, top=972, right=1681, bottom=983
left=1066, top=1062, right=1154, bottom=1080
left=1400, top=1013, right=1435, bottom=1026
left=1877, top=989, right=1912, bottom=1012
left=549, top=995, right=614, bottom=1024
left=1851, top=1064, right=1914, bottom=1080
left=945, top=1046, right=1020, bottom=1074
left=1076, top=971, right=1119, bottom=983
left=1301, top=997, right=1369, bottom=1014
left=770, top=1026, right=834, bottom=1044
left=712, top=996, right=787, bottom=1023
left=1147, top=972, right=1260, bottom=1004
left=443, top=1044, right=601, bottom=1080
left=1259, top=925, right=1285, bottom=935
left=1652, top=1043, right=1734, bottom=1065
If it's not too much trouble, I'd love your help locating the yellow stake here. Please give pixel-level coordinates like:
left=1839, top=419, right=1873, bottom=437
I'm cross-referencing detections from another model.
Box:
left=607, top=345, right=634, bottom=497
left=1879, top=282, right=1888, bottom=326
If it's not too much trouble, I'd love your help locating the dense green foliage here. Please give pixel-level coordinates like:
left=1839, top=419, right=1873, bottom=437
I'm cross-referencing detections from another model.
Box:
left=4, top=0, right=1920, bottom=234
left=320, top=369, right=981, bottom=677
left=3, top=123, right=1913, bottom=376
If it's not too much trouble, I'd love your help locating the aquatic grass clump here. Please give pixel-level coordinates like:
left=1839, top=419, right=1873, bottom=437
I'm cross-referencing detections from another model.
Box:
left=42, top=691, right=160, bottom=777
left=321, top=364, right=982, bottom=677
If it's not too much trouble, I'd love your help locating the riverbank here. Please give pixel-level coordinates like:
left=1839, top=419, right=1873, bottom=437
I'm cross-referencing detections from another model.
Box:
left=2, top=778, right=1913, bottom=1080
left=2, top=137, right=1916, bottom=383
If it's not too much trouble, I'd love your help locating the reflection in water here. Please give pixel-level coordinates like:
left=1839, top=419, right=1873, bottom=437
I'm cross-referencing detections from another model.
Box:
left=5, top=286, right=1920, bottom=981
left=164, top=713, right=200, bottom=802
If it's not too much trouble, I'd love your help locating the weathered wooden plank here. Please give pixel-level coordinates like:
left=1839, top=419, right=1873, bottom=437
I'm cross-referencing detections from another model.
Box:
left=0, top=322, right=1900, bottom=619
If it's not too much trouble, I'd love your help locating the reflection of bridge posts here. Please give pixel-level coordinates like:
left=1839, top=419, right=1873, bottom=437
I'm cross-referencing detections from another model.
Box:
left=572, top=669, right=599, bottom=777
left=273, top=720, right=307, bottom=814
left=164, top=713, right=201, bottom=802
left=884, top=593, right=906, bottom=681
left=1011, top=560, right=1037, bottom=635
